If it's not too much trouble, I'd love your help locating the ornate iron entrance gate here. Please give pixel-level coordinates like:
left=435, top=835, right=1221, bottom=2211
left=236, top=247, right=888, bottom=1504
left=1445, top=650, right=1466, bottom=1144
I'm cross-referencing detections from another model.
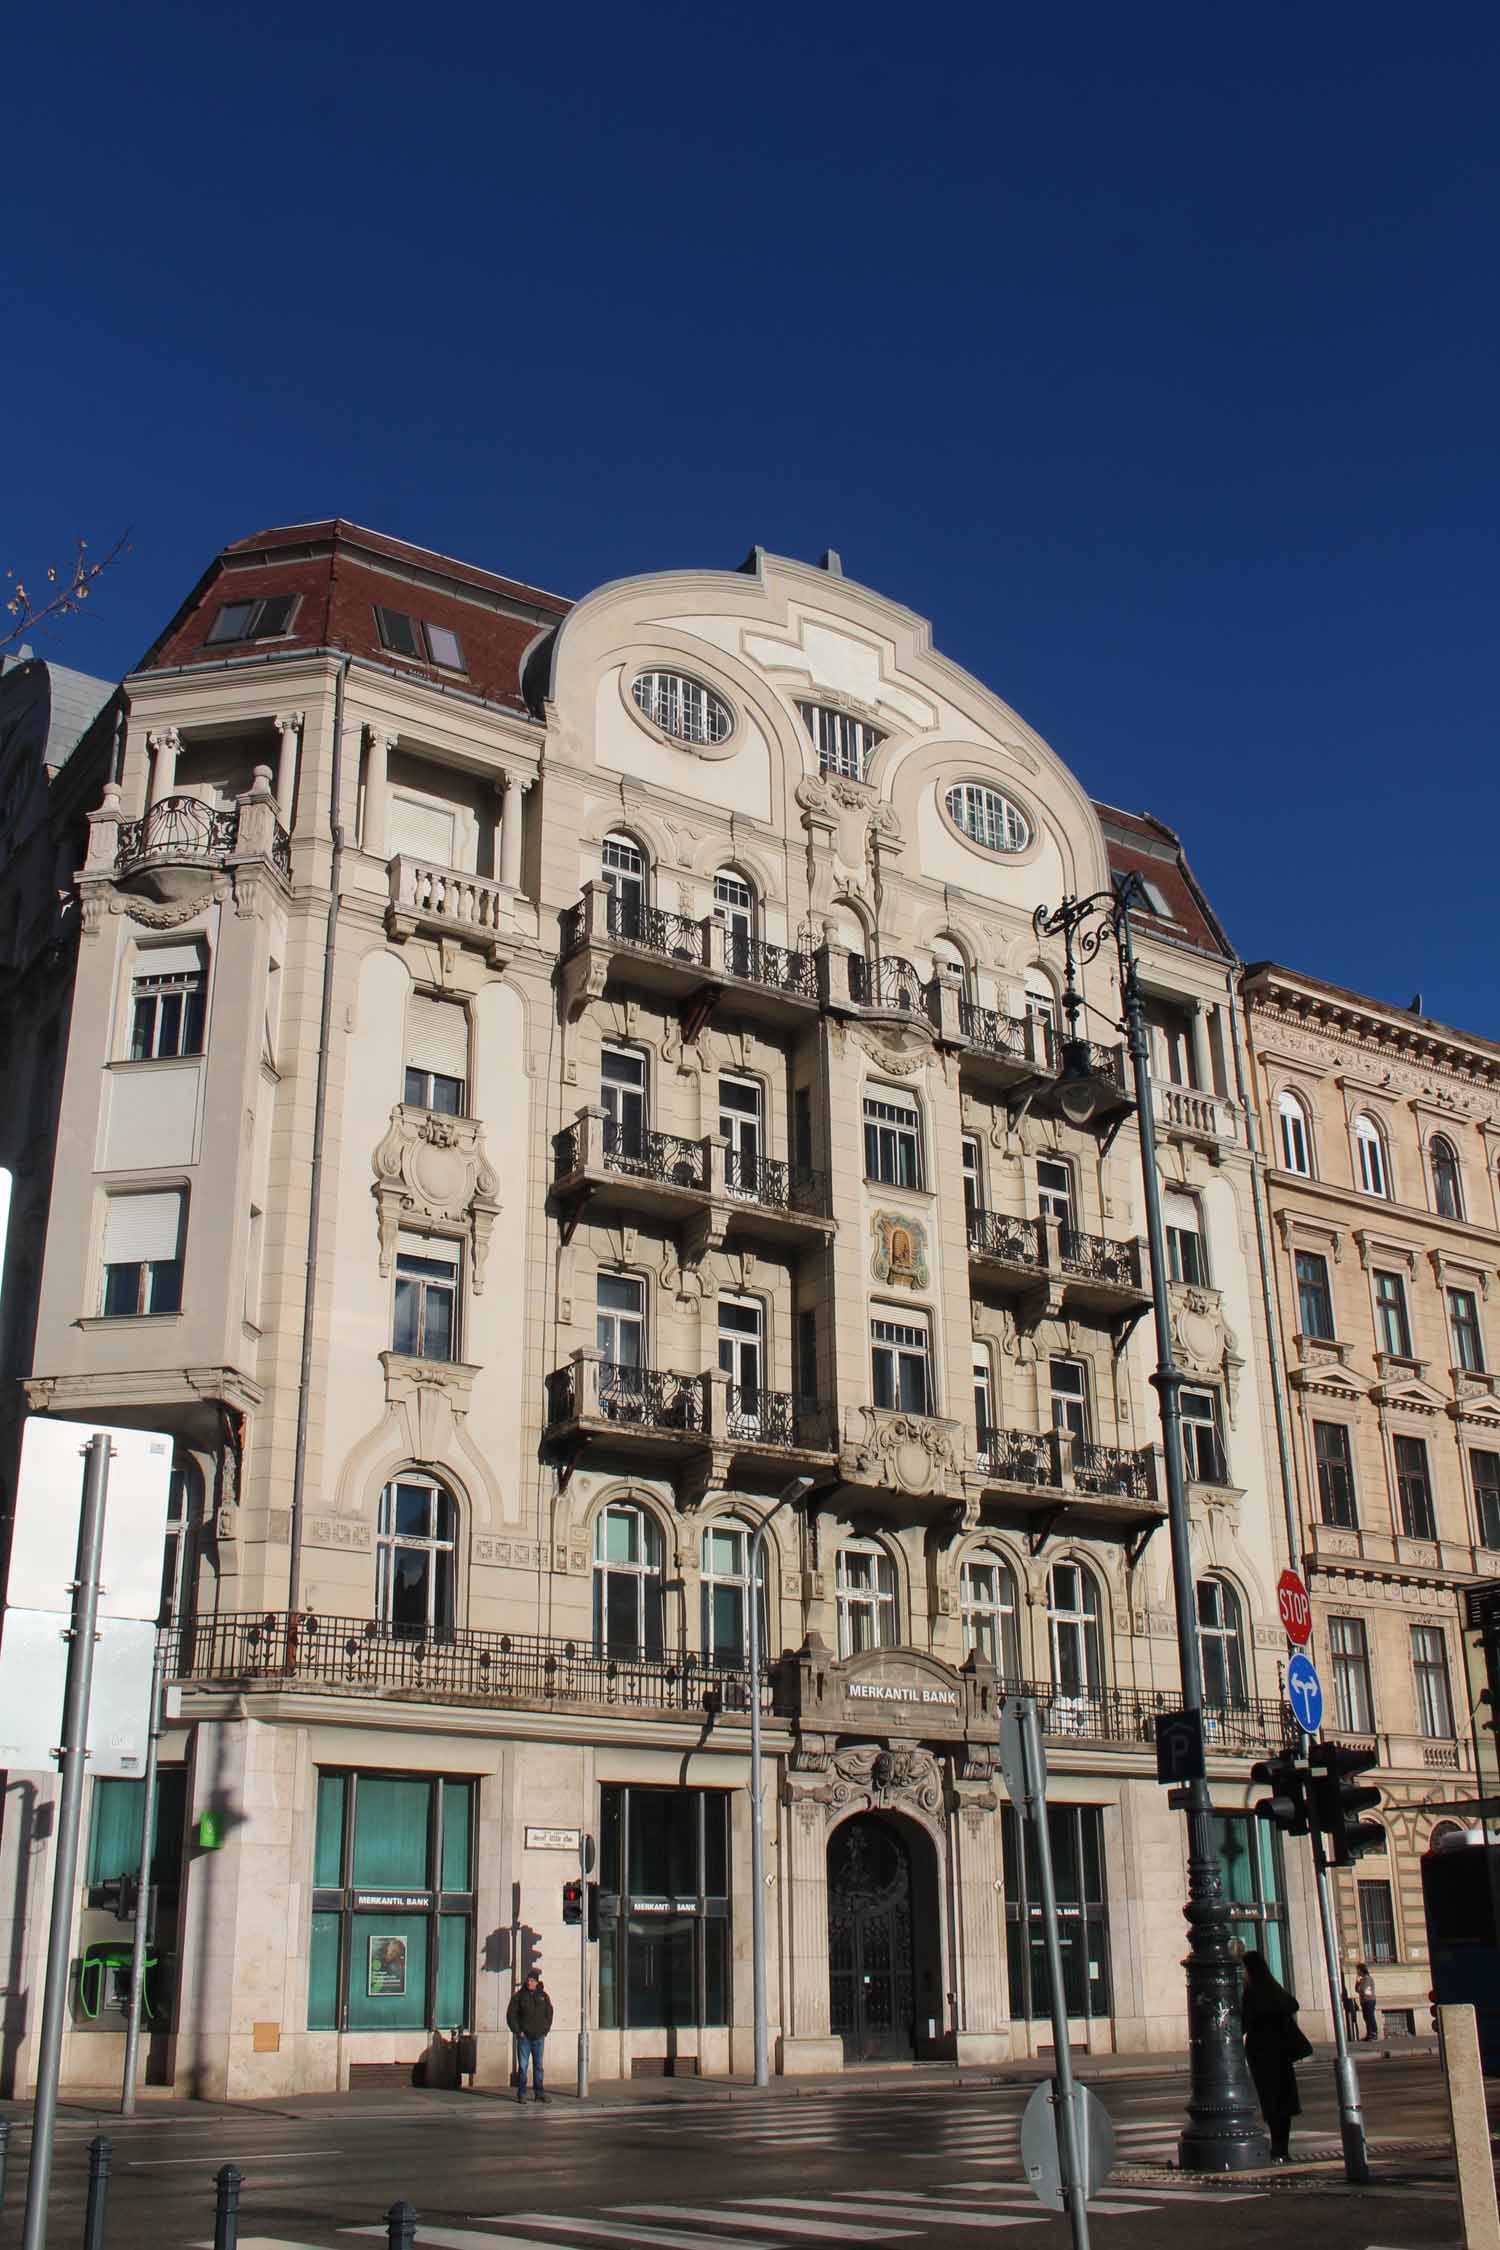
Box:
left=827, top=1813, right=916, bottom=2061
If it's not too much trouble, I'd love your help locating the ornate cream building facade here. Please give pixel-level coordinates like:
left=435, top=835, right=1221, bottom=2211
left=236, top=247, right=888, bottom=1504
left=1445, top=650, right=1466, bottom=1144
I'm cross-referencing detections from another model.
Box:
left=0, top=523, right=1316, bottom=2099
left=1243, top=965, right=1499, bottom=2031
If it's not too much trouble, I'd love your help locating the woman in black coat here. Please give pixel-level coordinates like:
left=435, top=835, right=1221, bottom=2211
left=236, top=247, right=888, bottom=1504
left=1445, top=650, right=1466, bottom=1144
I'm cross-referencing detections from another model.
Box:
left=1240, top=1948, right=1308, bottom=2160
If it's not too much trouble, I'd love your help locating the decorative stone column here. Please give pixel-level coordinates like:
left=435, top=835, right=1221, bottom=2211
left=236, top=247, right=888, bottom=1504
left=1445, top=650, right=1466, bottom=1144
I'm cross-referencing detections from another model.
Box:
left=499, top=770, right=530, bottom=888
left=779, top=1784, right=843, bottom=2072
left=146, top=726, right=181, bottom=807
left=363, top=726, right=394, bottom=858
left=272, top=710, right=303, bottom=826
left=949, top=1783, right=1010, bottom=2063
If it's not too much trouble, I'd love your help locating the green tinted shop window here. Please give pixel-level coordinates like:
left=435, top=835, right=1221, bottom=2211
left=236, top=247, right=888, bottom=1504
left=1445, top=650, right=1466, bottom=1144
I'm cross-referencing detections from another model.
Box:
left=351, top=1777, right=432, bottom=1890
left=440, top=1781, right=473, bottom=1892
left=314, top=1773, right=347, bottom=1887
left=346, top=1913, right=430, bottom=2030
left=437, top=1913, right=470, bottom=2028
left=308, top=1911, right=341, bottom=2030
left=86, top=1769, right=187, bottom=1889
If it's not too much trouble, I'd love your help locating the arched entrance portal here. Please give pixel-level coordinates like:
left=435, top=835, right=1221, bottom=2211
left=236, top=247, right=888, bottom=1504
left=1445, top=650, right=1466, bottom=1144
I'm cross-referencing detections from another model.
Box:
left=827, top=1812, right=942, bottom=2062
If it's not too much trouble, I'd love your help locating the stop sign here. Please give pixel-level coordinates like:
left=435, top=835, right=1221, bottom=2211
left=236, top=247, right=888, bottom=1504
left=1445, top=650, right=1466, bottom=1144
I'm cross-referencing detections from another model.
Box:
left=1278, top=1568, right=1313, bottom=1646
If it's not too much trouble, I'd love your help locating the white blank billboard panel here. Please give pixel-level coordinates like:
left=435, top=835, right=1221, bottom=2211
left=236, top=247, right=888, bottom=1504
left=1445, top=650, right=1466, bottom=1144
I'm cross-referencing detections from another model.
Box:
left=7, top=1418, right=173, bottom=1621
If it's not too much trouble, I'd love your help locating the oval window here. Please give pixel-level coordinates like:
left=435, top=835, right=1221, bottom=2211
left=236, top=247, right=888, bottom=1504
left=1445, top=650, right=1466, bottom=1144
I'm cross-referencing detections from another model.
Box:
left=945, top=781, right=1030, bottom=854
left=632, top=670, right=732, bottom=748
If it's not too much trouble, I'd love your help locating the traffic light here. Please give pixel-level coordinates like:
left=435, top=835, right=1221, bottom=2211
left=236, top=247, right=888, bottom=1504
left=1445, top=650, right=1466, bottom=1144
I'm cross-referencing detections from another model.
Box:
left=562, top=1879, right=584, bottom=1927
left=1308, top=1741, right=1383, bottom=1865
left=1251, top=1752, right=1311, bottom=1836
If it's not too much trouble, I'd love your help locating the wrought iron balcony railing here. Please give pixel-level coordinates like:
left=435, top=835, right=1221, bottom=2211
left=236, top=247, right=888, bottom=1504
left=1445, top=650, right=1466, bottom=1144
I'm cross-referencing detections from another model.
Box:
left=848, top=952, right=927, bottom=1012
left=966, top=1209, right=1044, bottom=1268
left=609, top=894, right=705, bottom=961
left=978, top=1425, right=1059, bottom=1487
left=727, top=935, right=819, bottom=999
left=1058, top=1224, right=1143, bottom=1292
left=975, top=1426, right=1158, bottom=1508
left=115, top=793, right=290, bottom=880
left=1028, top=1685, right=1293, bottom=1756
left=724, top=1384, right=835, bottom=1451
left=551, top=1359, right=706, bottom=1435
left=724, top=1148, right=829, bottom=1216
left=957, top=998, right=1049, bottom=1067
left=601, top=1122, right=707, bottom=1191
left=1072, top=1440, right=1157, bottom=1504
left=547, top=1357, right=838, bottom=1454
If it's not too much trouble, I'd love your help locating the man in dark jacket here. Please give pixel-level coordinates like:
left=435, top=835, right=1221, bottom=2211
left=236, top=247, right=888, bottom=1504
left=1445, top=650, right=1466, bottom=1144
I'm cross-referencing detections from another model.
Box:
left=506, top=1972, right=554, bottom=2103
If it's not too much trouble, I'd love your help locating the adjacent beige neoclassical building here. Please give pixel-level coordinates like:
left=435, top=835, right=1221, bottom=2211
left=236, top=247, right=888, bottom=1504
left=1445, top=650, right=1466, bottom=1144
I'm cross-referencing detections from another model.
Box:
left=1243, top=965, right=1499, bottom=2031
left=0, top=522, right=1316, bottom=2099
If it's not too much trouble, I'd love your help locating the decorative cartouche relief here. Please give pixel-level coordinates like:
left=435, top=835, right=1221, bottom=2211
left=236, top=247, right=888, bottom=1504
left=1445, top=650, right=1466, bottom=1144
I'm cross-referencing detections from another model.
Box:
left=841, top=1407, right=964, bottom=1498
left=372, top=1105, right=501, bottom=1291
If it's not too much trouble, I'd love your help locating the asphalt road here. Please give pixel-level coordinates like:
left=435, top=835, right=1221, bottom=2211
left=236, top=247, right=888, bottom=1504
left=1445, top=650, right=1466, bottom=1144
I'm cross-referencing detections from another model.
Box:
left=0, top=2056, right=1467, bottom=2250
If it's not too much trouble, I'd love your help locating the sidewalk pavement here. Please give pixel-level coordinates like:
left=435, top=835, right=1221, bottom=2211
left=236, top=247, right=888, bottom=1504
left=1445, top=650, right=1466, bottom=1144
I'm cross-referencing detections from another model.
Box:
left=0, top=2035, right=1440, bottom=2127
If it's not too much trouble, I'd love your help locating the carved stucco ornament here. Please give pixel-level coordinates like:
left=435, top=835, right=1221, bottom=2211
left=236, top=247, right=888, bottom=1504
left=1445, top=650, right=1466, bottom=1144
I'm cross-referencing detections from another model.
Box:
left=842, top=1408, right=963, bottom=1498
left=372, top=1105, right=501, bottom=1291
left=825, top=1742, right=946, bottom=1820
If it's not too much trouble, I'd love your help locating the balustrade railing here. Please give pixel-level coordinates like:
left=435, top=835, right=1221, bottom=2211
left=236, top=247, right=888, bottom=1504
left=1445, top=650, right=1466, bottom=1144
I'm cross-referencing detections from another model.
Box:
left=391, top=856, right=508, bottom=936
left=967, top=1209, right=1043, bottom=1268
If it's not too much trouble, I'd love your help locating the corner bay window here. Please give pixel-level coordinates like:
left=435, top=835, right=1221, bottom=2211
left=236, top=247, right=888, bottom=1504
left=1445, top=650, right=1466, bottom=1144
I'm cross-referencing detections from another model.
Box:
left=393, top=1233, right=459, bottom=1361
left=1002, top=1804, right=1111, bottom=2022
left=863, top=1088, right=921, bottom=1187
left=836, top=1538, right=898, bottom=1654
left=871, top=1312, right=932, bottom=1413
left=598, top=1786, right=730, bottom=2035
left=130, top=947, right=205, bottom=1059
left=101, top=1190, right=184, bottom=1317
left=309, top=1771, right=475, bottom=2033
left=377, top=1476, right=456, bottom=1638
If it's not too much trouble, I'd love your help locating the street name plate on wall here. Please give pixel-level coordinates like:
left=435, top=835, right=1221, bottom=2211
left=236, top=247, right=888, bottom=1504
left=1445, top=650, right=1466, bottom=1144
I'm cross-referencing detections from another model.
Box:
left=525, top=1826, right=582, bottom=1852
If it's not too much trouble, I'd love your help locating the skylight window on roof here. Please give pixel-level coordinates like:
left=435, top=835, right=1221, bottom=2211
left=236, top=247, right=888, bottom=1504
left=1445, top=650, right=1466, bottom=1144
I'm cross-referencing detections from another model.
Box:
left=206, top=594, right=298, bottom=644
left=374, top=606, right=467, bottom=672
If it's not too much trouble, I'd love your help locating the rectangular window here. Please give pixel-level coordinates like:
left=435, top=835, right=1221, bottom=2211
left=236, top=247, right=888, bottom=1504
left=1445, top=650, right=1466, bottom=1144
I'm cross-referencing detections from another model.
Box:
left=101, top=1190, right=184, bottom=1317
left=601, top=1045, right=647, bottom=1160
left=797, top=701, right=877, bottom=781
left=719, top=1074, right=763, bottom=1195
left=973, top=1345, right=994, bottom=1439
left=1472, top=1450, right=1500, bottom=1551
left=1164, top=1191, right=1205, bottom=1287
left=308, top=1770, right=476, bottom=2031
left=718, top=1293, right=763, bottom=1412
left=962, top=1134, right=982, bottom=1219
left=863, top=1090, right=921, bottom=1188
left=1049, top=1357, right=1089, bottom=1442
left=374, top=605, right=467, bottom=672
left=1357, top=1880, right=1397, bottom=1967
left=1001, top=1804, right=1111, bottom=2022
left=393, top=1233, right=459, bottom=1361
left=1330, top=1615, right=1375, bottom=1733
left=86, top=1768, right=187, bottom=1893
left=206, top=593, right=298, bottom=644
left=598, top=1786, right=731, bottom=2032
left=1181, top=1387, right=1227, bottom=1484
left=129, top=946, right=206, bottom=1060
left=404, top=994, right=468, bottom=1115
left=1449, top=1288, right=1485, bottom=1373
left=1037, top=1158, right=1073, bottom=1227
left=597, top=1270, right=646, bottom=1371
left=1313, top=1421, right=1359, bottom=1529
left=1296, top=1251, right=1335, bottom=1341
left=1394, top=1433, right=1436, bottom=1540
left=1375, top=1270, right=1413, bottom=1359
left=1214, top=1814, right=1293, bottom=1989
left=1411, top=1624, right=1455, bottom=1738
left=871, top=1312, right=932, bottom=1414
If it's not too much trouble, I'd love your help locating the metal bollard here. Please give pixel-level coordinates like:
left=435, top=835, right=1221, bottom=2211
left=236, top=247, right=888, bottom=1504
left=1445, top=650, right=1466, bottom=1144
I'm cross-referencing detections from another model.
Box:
left=387, top=2197, right=419, bottom=2250
left=84, top=2135, right=113, bottom=2250
left=213, top=2163, right=244, bottom=2250
left=0, top=2117, right=10, bottom=2221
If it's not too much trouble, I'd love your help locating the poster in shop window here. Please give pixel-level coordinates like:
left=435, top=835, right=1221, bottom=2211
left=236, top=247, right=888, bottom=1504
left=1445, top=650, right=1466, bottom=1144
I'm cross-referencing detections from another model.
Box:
left=367, top=1934, right=408, bottom=1998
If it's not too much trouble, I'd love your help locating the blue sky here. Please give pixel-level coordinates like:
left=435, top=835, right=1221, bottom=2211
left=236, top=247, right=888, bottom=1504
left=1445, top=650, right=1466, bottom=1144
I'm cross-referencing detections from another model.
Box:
left=9, top=3, right=1497, bottom=1030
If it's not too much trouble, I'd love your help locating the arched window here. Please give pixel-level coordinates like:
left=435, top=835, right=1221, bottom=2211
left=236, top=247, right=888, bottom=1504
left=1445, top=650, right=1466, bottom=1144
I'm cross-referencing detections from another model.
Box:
left=930, top=933, right=970, bottom=997
left=798, top=700, right=883, bottom=781
left=1429, top=1820, right=1467, bottom=1853
left=828, top=898, right=869, bottom=954
left=1431, top=1135, right=1464, bottom=1221
left=836, top=1537, right=898, bottom=1655
left=1047, top=1561, right=1103, bottom=1703
left=961, top=1548, right=1021, bottom=1678
left=944, top=781, right=1031, bottom=854
left=1354, top=1115, right=1391, bottom=1200
left=593, top=1501, right=664, bottom=1659
left=377, top=1474, right=457, bottom=1638
left=1277, top=1089, right=1314, bottom=1177
left=601, top=831, right=647, bottom=935
left=1025, top=975, right=1059, bottom=1066
left=713, top=867, right=756, bottom=971
left=632, top=669, right=732, bottom=747
left=700, top=1519, right=766, bottom=1669
left=1196, top=1577, right=1248, bottom=1707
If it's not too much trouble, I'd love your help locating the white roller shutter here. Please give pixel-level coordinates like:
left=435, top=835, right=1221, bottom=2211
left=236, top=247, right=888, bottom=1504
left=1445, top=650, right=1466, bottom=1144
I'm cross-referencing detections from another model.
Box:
left=389, top=794, right=456, bottom=866
left=1162, top=1189, right=1199, bottom=1231
left=133, top=942, right=203, bottom=979
left=407, top=996, right=469, bottom=1078
left=103, top=1191, right=182, bottom=1265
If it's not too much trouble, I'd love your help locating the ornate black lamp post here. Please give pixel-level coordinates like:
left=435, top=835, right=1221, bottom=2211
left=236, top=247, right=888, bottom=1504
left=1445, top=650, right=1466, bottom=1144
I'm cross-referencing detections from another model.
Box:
left=1033, top=878, right=1270, bottom=2172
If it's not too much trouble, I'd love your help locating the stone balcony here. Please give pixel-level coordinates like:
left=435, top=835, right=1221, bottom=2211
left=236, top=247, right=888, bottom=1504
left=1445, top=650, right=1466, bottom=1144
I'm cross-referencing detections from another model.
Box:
left=1151, top=1075, right=1241, bottom=1149
left=1322, top=1724, right=1473, bottom=1777
left=386, top=854, right=515, bottom=964
left=85, top=772, right=291, bottom=903
left=544, top=1350, right=837, bottom=1474
left=966, top=1208, right=1149, bottom=1329
left=559, top=882, right=822, bottom=1024
left=551, top=1108, right=834, bottom=1249
left=973, top=1425, right=1163, bottom=1548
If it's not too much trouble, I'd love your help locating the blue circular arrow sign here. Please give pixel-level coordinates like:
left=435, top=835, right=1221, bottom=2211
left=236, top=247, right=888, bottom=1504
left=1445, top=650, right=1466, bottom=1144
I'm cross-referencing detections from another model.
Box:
left=1285, top=1650, right=1323, bottom=1734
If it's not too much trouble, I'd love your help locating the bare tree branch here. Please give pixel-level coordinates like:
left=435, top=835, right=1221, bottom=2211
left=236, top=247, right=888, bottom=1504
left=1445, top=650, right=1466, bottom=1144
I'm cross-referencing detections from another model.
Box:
left=2, top=530, right=131, bottom=654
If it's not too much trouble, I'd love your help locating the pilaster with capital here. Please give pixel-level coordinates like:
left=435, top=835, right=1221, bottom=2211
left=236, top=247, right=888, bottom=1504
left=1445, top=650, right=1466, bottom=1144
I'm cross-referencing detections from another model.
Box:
left=147, top=727, right=181, bottom=807
left=500, top=770, right=532, bottom=888
left=273, top=710, right=304, bottom=827
left=363, top=727, right=395, bottom=857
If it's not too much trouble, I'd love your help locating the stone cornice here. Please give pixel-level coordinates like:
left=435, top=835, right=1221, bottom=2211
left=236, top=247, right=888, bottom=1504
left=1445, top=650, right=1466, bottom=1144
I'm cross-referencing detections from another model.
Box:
left=1246, top=978, right=1500, bottom=1101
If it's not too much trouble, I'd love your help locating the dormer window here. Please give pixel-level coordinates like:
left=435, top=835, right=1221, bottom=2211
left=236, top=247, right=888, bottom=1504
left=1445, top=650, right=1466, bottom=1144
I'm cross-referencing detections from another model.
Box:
left=631, top=670, right=731, bottom=746
left=206, top=594, right=298, bottom=644
left=374, top=607, right=467, bottom=672
left=798, top=701, right=882, bottom=781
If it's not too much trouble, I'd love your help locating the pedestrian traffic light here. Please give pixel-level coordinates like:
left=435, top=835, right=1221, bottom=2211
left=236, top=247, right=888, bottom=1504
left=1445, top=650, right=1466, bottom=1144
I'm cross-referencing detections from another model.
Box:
left=1308, top=1741, right=1383, bottom=1865
left=1250, top=1752, right=1311, bottom=1836
left=562, top=1879, right=583, bottom=1926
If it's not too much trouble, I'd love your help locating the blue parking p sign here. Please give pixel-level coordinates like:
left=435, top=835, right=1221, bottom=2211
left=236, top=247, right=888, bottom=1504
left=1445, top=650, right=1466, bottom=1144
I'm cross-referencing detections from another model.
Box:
left=1285, top=1651, right=1323, bottom=1734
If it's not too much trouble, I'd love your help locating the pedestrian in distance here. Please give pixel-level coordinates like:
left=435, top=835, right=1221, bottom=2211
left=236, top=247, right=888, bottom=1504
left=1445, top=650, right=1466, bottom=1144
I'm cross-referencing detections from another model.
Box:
left=1240, top=1948, right=1313, bottom=2163
left=1355, top=1960, right=1379, bottom=2042
left=1340, top=1981, right=1359, bottom=2041
left=507, top=1969, right=554, bottom=2104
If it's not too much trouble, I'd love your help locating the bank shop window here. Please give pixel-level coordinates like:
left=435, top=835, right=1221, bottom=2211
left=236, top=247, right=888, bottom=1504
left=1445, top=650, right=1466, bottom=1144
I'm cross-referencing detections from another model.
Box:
left=308, top=1771, right=475, bottom=2032
left=598, top=1786, right=730, bottom=2033
left=1001, top=1804, right=1111, bottom=2022
left=1214, top=1812, right=1292, bottom=1988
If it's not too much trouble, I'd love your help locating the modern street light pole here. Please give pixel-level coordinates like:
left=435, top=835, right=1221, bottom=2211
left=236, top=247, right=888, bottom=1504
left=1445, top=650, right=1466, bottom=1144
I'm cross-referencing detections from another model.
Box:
left=749, top=1473, right=818, bottom=2088
left=1033, top=882, right=1269, bottom=2171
